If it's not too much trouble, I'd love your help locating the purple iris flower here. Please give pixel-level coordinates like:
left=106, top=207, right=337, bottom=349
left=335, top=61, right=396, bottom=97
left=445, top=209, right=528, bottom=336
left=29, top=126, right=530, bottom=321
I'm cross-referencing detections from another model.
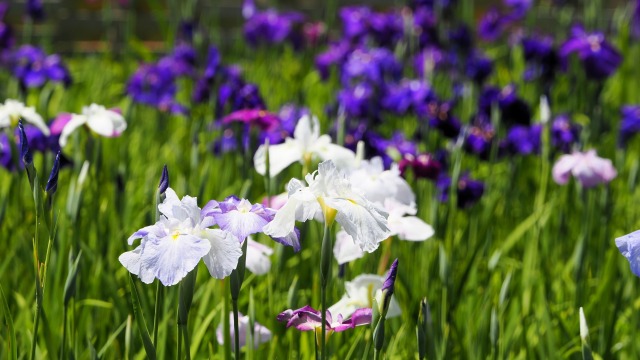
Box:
left=277, top=305, right=372, bottom=332
left=338, top=83, right=376, bottom=119
left=0, top=7, right=13, bottom=56
left=616, top=230, right=640, bottom=277
left=126, top=63, right=185, bottom=114
left=26, top=0, right=44, bottom=22
left=315, top=40, right=353, bottom=80
left=413, top=47, right=449, bottom=78
left=449, top=25, right=474, bottom=54
left=380, top=259, right=398, bottom=310
left=560, top=25, right=622, bottom=80
left=340, top=48, right=402, bottom=87
left=244, top=9, right=305, bottom=48
left=339, top=6, right=371, bottom=41
left=11, top=45, right=71, bottom=88
left=465, top=122, right=496, bottom=159
left=413, top=7, right=439, bottom=49
left=260, top=103, right=308, bottom=145
left=504, top=0, right=532, bottom=20
left=369, top=11, right=404, bottom=47
left=478, top=8, right=507, bottom=41
left=192, top=46, right=222, bottom=103
left=502, top=125, right=541, bottom=155
left=158, top=43, right=197, bottom=77
left=495, top=85, right=532, bottom=126
left=213, top=129, right=238, bottom=155
left=466, top=53, right=494, bottom=84
left=426, top=101, right=461, bottom=139
left=551, top=114, right=581, bottom=152
left=382, top=79, right=436, bottom=115
left=202, top=196, right=300, bottom=251
left=521, top=36, right=559, bottom=83
left=0, top=133, right=11, bottom=170
left=436, top=173, right=485, bottom=208
left=366, top=131, right=418, bottom=169
left=619, top=105, right=640, bottom=146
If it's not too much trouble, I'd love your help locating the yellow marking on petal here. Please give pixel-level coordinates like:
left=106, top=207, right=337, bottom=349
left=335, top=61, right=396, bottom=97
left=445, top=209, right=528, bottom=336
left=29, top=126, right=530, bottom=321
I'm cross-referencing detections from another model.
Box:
left=317, top=197, right=337, bottom=226
left=172, top=231, right=180, bottom=241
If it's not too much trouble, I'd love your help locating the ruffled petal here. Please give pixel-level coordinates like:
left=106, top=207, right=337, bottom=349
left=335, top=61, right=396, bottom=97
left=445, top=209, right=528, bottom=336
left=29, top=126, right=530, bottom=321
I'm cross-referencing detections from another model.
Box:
left=202, top=229, right=243, bottom=279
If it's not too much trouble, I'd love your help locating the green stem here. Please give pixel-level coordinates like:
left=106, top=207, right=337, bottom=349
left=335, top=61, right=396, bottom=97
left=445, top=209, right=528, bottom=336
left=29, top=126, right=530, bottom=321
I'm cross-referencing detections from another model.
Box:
left=319, top=223, right=332, bottom=360
left=60, top=305, right=68, bottom=359
left=232, top=299, right=240, bottom=358
left=153, top=282, right=163, bottom=347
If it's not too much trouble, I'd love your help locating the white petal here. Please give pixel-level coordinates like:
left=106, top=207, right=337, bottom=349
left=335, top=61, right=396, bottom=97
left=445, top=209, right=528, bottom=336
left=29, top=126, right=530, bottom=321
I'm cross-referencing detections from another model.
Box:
left=59, top=114, right=87, bottom=147
left=139, top=233, right=211, bottom=286
left=313, top=138, right=356, bottom=171
left=202, top=229, right=243, bottom=279
left=119, top=246, right=157, bottom=284
left=388, top=215, right=434, bottom=241
left=86, top=109, right=127, bottom=137
left=333, top=229, right=364, bottom=265
left=254, top=140, right=303, bottom=176
left=326, top=197, right=389, bottom=253
left=21, top=107, right=50, bottom=136
left=293, top=114, right=320, bottom=146
left=263, top=181, right=319, bottom=238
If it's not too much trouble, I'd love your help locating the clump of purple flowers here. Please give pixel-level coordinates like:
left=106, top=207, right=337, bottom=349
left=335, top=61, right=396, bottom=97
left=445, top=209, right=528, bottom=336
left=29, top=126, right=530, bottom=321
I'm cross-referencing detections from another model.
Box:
left=9, top=45, right=71, bottom=89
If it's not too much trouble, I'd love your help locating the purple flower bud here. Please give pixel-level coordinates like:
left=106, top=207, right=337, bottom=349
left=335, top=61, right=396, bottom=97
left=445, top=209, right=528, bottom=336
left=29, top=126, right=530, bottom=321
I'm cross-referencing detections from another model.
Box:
left=45, top=151, right=60, bottom=195
left=381, top=259, right=398, bottom=297
left=18, top=120, right=32, bottom=166
left=158, top=165, right=169, bottom=195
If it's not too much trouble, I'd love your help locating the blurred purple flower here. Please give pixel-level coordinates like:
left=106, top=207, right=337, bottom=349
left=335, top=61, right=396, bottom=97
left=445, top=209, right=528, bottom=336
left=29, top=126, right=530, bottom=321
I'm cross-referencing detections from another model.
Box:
left=339, top=6, right=371, bottom=40
left=521, top=36, right=559, bottom=83
left=478, top=9, right=507, bottom=41
left=449, top=25, right=473, bottom=53
left=158, top=43, right=197, bottom=77
left=502, top=125, right=541, bottom=155
left=369, top=11, right=404, bottom=47
left=221, top=109, right=279, bottom=132
left=26, top=0, right=44, bottom=22
left=126, top=63, right=185, bottom=114
left=436, top=173, right=485, bottom=208
left=504, top=0, right=532, bottom=20
left=340, top=48, right=402, bottom=86
left=465, top=122, right=495, bottom=159
left=11, top=46, right=71, bottom=88
left=413, top=47, right=449, bottom=78
left=633, top=1, right=640, bottom=39
left=619, top=105, right=640, bottom=146
left=616, top=230, right=640, bottom=277
left=244, top=9, right=305, bottom=49
left=413, top=7, right=439, bottom=49
left=426, top=101, right=461, bottom=138
left=399, top=153, right=442, bottom=180
left=466, top=53, right=494, bottom=84
left=551, top=114, right=580, bottom=152
left=560, top=25, right=622, bottom=80
left=315, top=40, right=353, bottom=80
left=338, top=83, right=376, bottom=119
left=382, top=79, right=436, bottom=115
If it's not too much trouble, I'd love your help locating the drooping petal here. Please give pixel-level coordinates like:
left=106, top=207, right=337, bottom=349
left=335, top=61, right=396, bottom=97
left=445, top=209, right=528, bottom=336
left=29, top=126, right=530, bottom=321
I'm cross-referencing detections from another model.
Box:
left=201, top=229, right=243, bottom=279
left=263, top=180, right=320, bottom=238
left=388, top=215, right=434, bottom=241
left=119, top=246, right=157, bottom=284
left=86, top=108, right=127, bottom=137
left=254, top=139, right=303, bottom=176
left=327, top=197, right=389, bottom=253
left=312, top=136, right=357, bottom=171
left=552, top=153, right=580, bottom=185
left=333, top=229, right=364, bottom=265
left=58, top=114, right=87, bottom=147
left=21, top=106, right=50, bottom=136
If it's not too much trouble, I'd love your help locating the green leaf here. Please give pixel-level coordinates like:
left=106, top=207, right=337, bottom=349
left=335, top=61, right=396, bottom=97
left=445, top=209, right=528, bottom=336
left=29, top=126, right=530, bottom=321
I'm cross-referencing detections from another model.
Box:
left=128, top=274, right=156, bottom=360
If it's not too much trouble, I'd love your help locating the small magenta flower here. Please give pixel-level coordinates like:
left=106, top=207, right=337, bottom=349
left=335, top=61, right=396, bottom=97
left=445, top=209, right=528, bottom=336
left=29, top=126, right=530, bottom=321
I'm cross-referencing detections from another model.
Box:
left=552, top=150, right=617, bottom=188
left=221, top=109, right=279, bottom=131
left=615, top=230, right=640, bottom=277
left=59, top=104, right=127, bottom=147
left=277, top=305, right=372, bottom=332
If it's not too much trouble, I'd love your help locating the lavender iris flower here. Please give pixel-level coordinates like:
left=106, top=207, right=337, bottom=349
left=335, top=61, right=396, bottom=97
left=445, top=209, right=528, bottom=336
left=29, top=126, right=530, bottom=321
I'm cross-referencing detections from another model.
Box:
left=559, top=25, right=622, bottom=80
left=202, top=196, right=301, bottom=251
left=339, top=6, right=371, bottom=41
left=436, top=173, right=485, bottom=208
left=382, top=79, right=436, bottom=115
left=552, top=150, right=617, bottom=187
left=340, top=48, right=402, bottom=87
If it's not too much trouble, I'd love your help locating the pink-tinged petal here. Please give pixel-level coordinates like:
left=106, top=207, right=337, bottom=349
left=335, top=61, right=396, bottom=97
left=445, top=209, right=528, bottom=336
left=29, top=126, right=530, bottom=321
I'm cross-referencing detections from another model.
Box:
left=552, top=153, right=579, bottom=185
left=262, top=192, right=289, bottom=210
left=50, top=113, right=72, bottom=135
left=333, top=229, right=364, bottom=265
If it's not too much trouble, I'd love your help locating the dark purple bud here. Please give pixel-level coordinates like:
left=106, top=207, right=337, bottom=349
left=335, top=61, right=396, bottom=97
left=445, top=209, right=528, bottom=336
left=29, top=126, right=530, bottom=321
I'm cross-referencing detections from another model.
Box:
left=18, top=120, right=32, bottom=166
left=381, top=258, right=398, bottom=297
left=158, top=165, right=169, bottom=195
left=45, top=151, right=60, bottom=195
